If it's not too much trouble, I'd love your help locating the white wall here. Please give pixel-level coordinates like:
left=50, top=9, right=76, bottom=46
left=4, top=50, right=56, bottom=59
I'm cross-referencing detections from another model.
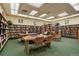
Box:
left=6, top=15, right=50, bottom=26
left=0, top=4, right=7, bottom=19
left=52, top=16, right=79, bottom=26
left=0, top=4, right=3, bottom=13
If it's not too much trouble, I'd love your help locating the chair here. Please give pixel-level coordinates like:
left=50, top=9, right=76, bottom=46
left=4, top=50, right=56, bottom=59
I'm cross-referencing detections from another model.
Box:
left=44, top=35, right=52, bottom=47
left=33, top=36, right=44, bottom=46
left=53, top=30, right=61, bottom=41
left=51, top=31, right=55, bottom=40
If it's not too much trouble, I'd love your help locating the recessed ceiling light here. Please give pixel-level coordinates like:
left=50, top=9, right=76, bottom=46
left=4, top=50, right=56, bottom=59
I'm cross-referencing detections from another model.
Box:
left=28, top=3, right=43, bottom=8
left=58, top=12, right=68, bottom=17
left=29, top=10, right=38, bottom=16
left=39, top=14, right=47, bottom=17
left=47, top=16, right=55, bottom=19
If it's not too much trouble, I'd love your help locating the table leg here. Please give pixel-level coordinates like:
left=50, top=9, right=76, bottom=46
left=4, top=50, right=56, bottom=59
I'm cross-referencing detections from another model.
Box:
left=25, top=41, right=29, bottom=56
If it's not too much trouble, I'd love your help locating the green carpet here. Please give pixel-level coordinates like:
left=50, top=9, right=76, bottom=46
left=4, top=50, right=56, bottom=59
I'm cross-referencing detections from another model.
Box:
left=1, top=37, right=79, bottom=56
left=0, top=39, right=26, bottom=56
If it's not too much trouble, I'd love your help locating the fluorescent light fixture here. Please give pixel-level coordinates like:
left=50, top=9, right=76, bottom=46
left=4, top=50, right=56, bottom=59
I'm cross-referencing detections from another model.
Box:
left=69, top=3, right=78, bottom=6
left=10, top=3, right=19, bottom=11
left=29, top=10, right=38, bottom=16
left=39, top=14, right=47, bottom=17
left=47, top=16, right=55, bottom=19
left=73, top=5, right=79, bottom=11
left=58, top=12, right=68, bottom=17
left=28, top=3, right=43, bottom=8
left=10, top=3, right=19, bottom=15
left=70, top=3, right=79, bottom=11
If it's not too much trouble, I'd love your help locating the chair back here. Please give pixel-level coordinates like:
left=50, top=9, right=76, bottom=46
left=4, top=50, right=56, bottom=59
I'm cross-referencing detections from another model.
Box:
left=46, top=35, right=52, bottom=41
left=33, top=36, right=44, bottom=44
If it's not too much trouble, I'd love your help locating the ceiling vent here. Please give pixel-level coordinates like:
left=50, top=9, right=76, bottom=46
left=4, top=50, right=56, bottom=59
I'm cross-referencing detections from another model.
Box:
left=22, top=10, right=28, bottom=13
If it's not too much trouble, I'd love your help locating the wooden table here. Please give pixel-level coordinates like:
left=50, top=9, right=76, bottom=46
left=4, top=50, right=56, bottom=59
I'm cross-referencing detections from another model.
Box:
left=22, top=35, right=51, bottom=55
left=22, top=35, right=36, bottom=55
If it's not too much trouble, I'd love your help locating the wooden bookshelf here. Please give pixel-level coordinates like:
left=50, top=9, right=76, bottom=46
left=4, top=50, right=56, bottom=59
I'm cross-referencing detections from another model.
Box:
left=9, top=25, right=47, bottom=38
left=8, top=24, right=55, bottom=38
left=77, top=29, right=79, bottom=41
left=61, top=24, right=79, bottom=38
left=0, top=13, right=8, bottom=51
left=9, top=25, right=27, bottom=38
left=41, top=24, right=52, bottom=34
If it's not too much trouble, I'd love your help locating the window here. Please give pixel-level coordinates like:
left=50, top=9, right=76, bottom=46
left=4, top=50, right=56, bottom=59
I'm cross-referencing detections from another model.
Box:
left=10, top=3, right=20, bottom=15
left=18, top=19, right=23, bottom=23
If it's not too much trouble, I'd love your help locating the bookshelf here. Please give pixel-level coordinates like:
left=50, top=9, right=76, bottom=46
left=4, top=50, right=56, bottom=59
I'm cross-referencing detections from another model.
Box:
left=9, top=25, right=38, bottom=38
left=9, top=25, right=27, bottom=38
left=8, top=24, right=56, bottom=38
left=61, top=24, right=79, bottom=38
left=9, top=25, right=45, bottom=38
left=77, top=29, right=79, bottom=41
left=41, top=24, right=52, bottom=34
left=0, top=13, right=8, bottom=51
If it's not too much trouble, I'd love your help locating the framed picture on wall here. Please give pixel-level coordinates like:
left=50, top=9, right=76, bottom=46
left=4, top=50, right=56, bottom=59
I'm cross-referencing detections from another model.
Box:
left=18, top=19, right=23, bottom=23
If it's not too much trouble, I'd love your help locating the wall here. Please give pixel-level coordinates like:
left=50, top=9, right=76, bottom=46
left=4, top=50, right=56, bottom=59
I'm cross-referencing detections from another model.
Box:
left=52, top=16, right=79, bottom=26
left=0, top=4, right=7, bottom=19
left=6, top=15, right=50, bottom=26
left=0, top=4, right=3, bottom=13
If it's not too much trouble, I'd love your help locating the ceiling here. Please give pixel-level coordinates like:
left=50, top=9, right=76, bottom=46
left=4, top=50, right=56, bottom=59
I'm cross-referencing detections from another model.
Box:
left=0, top=3, right=11, bottom=14
left=1, top=3, right=79, bottom=21
left=18, top=3, right=78, bottom=19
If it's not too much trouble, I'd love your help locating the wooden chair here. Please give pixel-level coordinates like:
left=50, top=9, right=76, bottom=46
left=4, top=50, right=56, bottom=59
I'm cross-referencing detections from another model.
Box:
left=44, top=35, right=52, bottom=47
left=45, top=35, right=52, bottom=43
left=33, top=36, right=44, bottom=46
left=51, top=31, right=55, bottom=40
left=53, top=30, right=61, bottom=41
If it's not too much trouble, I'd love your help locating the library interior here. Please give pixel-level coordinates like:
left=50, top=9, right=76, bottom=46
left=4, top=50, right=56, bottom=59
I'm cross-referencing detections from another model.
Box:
left=0, top=3, right=79, bottom=56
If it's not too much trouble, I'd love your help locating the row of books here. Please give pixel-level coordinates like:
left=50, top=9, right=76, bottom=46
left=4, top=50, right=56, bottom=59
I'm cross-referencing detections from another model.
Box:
left=0, top=13, right=8, bottom=51
left=61, top=24, right=79, bottom=38
left=9, top=24, right=52, bottom=38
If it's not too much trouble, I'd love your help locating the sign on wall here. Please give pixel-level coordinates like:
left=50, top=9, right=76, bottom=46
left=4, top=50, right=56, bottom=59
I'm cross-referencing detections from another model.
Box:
left=65, top=19, right=69, bottom=25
